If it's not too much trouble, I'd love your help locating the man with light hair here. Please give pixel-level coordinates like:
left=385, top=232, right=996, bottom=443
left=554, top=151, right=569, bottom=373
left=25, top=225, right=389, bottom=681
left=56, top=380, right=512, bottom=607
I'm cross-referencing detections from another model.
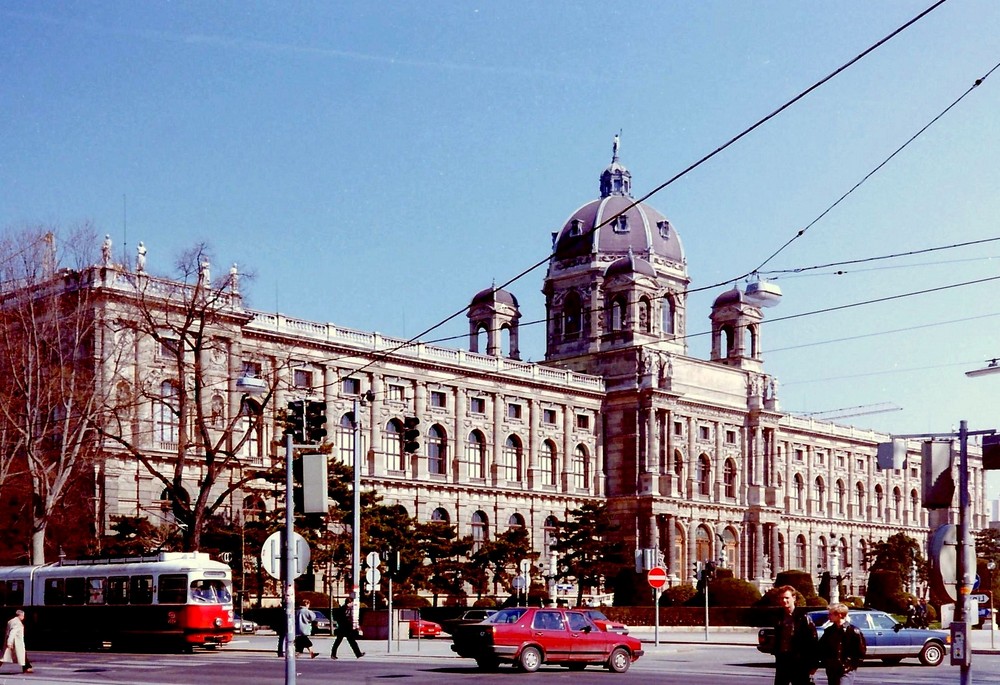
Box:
left=816, top=603, right=867, bottom=685
left=1, top=609, right=32, bottom=674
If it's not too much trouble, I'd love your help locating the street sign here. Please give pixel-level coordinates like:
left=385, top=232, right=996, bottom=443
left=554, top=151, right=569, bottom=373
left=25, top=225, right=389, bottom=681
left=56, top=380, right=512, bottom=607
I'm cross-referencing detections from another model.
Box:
left=364, top=567, right=382, bottom=587
left=520, top=558, right=531, bottom=576
left=970, top=593, right=989, bottom=603
left=647, top=566, right=668, bottom=589
left=974, top=574, right=981, bottom=591
left=261, top=531, right=310, bottom=580
left=366, top=551, right=381, bottom=568
left=512, top=575, right=526, bottom=590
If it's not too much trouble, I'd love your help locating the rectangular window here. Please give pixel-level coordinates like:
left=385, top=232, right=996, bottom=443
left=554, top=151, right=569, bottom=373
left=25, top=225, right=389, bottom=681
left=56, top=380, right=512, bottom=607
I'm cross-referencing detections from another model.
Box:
left=131, top=575, right=154, bottom=604
left=816, top=451, right=825, bottom=465
left=159, top=338, right=180, bottom=358
left=838, top=454, right=846, bottom=468
left=3, top=580, right=23, bottom=606
left=795, top=449, right=805, bottom=462
left=857, top=458, right=865, bottom=471
left=430, top=391, right=447, bottom=408
left=242, top=361, right=262, bottom=378
left=87, top=577, right=106, bottom=605
left=542, top=408, right=557, bottom=424
left=44, top=578, right=65, bottom=605
left=65, top=577, right=86, bottom=605
left=725, top=430, right=737, bottom=445
left=508, top=403, right=522, bottom=420
left=386, top=384, right=404, bottom=402
left=293, top=369, right=313, bottom=389
left=699, top=426, right=710, bottom=441
left=469, top=397, right=486, bottom=414
left=342, top=377, right=361, bottom=395
left=673, top=421, right=683, bottom=436
left=158, top=574, right=188, bottom=604
left=576, top=414, right=590, bottom=430
left=107, top=576, right=129, bottom=605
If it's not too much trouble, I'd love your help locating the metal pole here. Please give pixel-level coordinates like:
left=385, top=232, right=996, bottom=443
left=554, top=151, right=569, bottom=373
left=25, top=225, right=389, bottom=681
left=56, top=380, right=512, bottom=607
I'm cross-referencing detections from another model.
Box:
left=958, top=420, right=972, bottom=685
left=352, top=398, right=361, bottom=631
left=387, top=574, right=393, bottom=653
left=284, top=432, right=296, bottom=685
left=704, top=582, right=709, bottom=642
left=654, top=588, right=660, bottom=646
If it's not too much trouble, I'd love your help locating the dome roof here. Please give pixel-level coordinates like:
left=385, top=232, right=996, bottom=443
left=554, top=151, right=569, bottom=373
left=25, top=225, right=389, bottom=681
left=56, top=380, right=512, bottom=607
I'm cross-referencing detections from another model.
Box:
left=712, top=286, right=746, bottom=308
left=604, top=248, right=657, bottom=279
left=551, top=140, right=684, bottom=265
left=471, top=285, right=518, bottom=308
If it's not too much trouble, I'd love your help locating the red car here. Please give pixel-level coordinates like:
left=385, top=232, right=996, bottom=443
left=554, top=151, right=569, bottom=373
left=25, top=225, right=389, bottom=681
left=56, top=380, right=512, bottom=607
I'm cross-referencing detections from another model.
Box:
left=409, top=618, right=442, bottom=638
left=450, top=607, right=644, bottom=673
left=578, top=609, right=629, bottom=635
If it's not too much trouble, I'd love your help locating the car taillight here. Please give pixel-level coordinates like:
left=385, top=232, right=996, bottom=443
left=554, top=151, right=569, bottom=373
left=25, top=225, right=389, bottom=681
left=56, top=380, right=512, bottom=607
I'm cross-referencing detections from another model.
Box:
left=945, top=635, right=952, bottom=645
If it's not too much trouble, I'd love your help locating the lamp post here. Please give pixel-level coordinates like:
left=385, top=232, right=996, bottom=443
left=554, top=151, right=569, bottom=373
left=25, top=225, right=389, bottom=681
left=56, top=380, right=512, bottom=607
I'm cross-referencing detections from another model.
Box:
left=829, top=534, right=840, bottom=605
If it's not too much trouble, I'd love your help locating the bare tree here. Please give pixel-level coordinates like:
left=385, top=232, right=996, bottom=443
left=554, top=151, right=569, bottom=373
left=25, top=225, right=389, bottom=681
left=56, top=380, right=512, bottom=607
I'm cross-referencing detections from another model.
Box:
left=96, top=243, right=280, bottom=551
left=0, top=225, right=108, bottom=563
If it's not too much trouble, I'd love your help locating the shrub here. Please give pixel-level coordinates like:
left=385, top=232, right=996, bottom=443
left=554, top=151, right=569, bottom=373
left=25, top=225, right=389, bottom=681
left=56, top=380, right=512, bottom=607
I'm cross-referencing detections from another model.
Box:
left=473, top=596, right=500, bottom=608
left=842, top=595, right=864, bottom=609
left=773, top=570, right=816, bottom=599
left=393, top=594, right=430, bottom=608
left=707, top=578, right=762, bottom=607
left=660, top=583, right=696, bottom=607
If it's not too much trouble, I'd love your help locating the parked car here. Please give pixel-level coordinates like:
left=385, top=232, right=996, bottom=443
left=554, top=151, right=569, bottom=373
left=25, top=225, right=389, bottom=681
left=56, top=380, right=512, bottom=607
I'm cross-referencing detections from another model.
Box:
left=757, top=609, right=950, bottom=667
left=311, top=610, right=333, bottom=635
left=577, top=608, right=628, bottom=635
left=441, top=609, right=498, bottom=635
left=409, top=618, right=443, bottom=638
left=233, top=614, right=258, bottom=634
left=450, top=606, right=644, bottom=673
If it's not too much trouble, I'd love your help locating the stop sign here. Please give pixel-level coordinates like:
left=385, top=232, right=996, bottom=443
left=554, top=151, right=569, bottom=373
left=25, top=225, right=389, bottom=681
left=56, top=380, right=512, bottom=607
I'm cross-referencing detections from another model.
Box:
left=647, top=566, right=667, bottom=589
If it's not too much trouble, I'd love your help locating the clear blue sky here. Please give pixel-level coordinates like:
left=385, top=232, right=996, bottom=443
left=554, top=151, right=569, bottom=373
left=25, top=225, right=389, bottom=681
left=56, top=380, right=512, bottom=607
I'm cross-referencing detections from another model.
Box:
left=3, top=2, right=999, bottom=495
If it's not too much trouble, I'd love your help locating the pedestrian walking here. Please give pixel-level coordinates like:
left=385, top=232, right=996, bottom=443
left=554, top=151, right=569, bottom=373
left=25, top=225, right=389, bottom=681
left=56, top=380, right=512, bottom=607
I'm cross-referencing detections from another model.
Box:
left=816, top=603, right=867, bottom=685
left=1, top=609, right=32, bottom=674
left=331, top=597, right=365, bottom=659
left=772, top=585, right=818, bottom=685
left=295, top=599, right=319, bottom=658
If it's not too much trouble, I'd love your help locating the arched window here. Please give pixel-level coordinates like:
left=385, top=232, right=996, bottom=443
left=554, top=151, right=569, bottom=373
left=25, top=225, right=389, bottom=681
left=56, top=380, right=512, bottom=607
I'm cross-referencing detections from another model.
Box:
left=697, top=454, right=711, bottom=496
left=508, top=513, right=525, bottom=530
left=814, top=477, right=826, bottom=509
left=638, top=296, right=651, bottom=333
left=383, top=419, right=405, bottom=471
left=910, top=489, right=920, bottom=518
left=155, top=380, right=180, bottom=444
left=465, top=430, right=487, bottom=479
left=721, top=528, right=738, bottom=569
left=794, top=474, right=805, bottom=510
left=722, top=324, right=735, bottom=356
left=541, top=440, right=558, bottom=487
left=431, top=507, right=450, bottom=524
left=474, top=324, right=487, bottom=355
left=856, top=482, right=866, bottom=516
left=817, top=537, right=828, bottom=571
left=874, top=484, right=885, bottom=516
left=673, top=449, right=684, bottom=477
left=723, top=459, right=737, bottom=498
left=243, top=494, right=267, bottom=522
left=427, top=425, right=447, bottom=475
left=858, top=539, right=869, bottom=572
left=337, top=413, right=355, bottom=464
left=503, top=435, right=523, bottom=482
left=572, top=445, right=589, bottom=489
left=610, top=295, right=627, bottom=332
left=795, top=535, right=807, bottom=570
left=892, top=486, right=902, bottom=520
left=543, top=515, right=559, bottom=550
left=210, top=394, right=225, bottom=429
left=238, top=399, right=263, bottom=462
left=836, top=480, right=846, bottom=515
left=695, top=526, right=712, bottom=564
left=662, top=295, right=676, bottom=335
left=471, top=511, right=488, bottom=551
left=563, top=292, right=583, bottom=340
left=777, top=533, right=786, bottom=573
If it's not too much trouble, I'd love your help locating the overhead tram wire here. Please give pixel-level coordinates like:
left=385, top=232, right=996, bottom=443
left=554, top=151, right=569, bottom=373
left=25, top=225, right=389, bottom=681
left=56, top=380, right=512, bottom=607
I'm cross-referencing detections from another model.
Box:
left=338, top=2, right=947, bottom=386
left=750, top=58, right=1000, bottom=276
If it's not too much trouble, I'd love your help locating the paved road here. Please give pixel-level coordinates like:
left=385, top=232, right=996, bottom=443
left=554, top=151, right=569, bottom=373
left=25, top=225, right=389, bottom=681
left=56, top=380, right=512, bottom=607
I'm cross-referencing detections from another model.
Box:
left=3, top=626, right=998, bottom=685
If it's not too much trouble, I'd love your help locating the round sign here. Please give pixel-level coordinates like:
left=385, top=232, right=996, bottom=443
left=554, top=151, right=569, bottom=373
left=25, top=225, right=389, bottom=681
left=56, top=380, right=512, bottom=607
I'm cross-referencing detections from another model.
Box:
left=261, top=531, right=311, bottom=580
left=512, top=576, right=526, bottom=590
left=647, top=566, right=668, bottom=589
left=364, top=567, right=382, bottom=587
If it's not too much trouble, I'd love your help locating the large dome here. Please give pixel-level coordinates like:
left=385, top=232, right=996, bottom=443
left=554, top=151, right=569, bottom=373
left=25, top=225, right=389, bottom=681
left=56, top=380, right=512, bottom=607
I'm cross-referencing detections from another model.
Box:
left=551, top=140, right=684, bottom=265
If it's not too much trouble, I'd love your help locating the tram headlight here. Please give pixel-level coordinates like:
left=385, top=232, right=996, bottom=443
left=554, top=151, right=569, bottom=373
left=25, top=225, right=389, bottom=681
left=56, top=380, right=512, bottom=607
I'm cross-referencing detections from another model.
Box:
left=214, top=617, right=223, bottom=628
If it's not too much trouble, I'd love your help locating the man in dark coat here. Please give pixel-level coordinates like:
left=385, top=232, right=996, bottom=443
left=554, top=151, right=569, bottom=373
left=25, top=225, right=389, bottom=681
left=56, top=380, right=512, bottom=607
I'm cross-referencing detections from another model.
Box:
left=772, top=585, right=818, bottom=685
left=816, top=603, right=867, bottom=685
left=331, top=597, right=365, bottom=659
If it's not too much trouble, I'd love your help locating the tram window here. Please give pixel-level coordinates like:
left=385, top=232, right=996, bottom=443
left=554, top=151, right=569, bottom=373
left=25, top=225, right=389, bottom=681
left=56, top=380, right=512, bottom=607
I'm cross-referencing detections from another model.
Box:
left=45, top=578, right=65, bottom=605
left=65, top=577, right=86, bottom=605
left=0, top=580, right=22, bottom=606
left=158, top=574, right=188, bottom=604
left=88, top=577, right=106, bottom=605
left=107, top=576, right=128, bottom=605
left=130, top=575, right=153, bottom=605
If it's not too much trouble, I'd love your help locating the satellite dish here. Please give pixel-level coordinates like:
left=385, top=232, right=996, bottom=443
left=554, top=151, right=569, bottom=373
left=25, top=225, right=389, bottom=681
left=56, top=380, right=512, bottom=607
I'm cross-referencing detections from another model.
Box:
left=745, top=279, right=782, bottom=307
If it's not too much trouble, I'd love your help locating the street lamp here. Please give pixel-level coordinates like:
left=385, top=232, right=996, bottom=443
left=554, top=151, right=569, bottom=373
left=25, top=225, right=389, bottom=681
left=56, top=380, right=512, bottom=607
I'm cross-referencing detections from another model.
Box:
left=829, top=534, right=840, bottom=605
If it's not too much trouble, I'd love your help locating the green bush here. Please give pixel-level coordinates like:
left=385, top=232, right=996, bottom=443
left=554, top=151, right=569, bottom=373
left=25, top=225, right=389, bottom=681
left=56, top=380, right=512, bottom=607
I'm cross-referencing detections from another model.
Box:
left=393, top=594, right=430, bottom=608
left=842, top=595, right=864, bottom=609
left=473, top=596, right=500, bottom=608
left=706, top=578, right=762, bottom=607
left=773, top=570, right=816, bottom=599
left=660, top=583, right=696, bottom=607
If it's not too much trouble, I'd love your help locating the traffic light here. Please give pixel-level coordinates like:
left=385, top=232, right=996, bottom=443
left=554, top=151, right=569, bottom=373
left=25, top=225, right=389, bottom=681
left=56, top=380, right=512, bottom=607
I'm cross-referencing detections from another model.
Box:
left=284, top=400, right=305, bottom=444
left=305, top=400, right=327, bottom=444
left=402, top=416, right=420, bottom=454
left=921, top=440, right=955, bottom=509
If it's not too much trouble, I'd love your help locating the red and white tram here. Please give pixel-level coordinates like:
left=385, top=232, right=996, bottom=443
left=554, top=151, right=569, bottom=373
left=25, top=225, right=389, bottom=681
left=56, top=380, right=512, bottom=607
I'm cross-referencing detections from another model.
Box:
left=0, top=552, right=236, bottom=652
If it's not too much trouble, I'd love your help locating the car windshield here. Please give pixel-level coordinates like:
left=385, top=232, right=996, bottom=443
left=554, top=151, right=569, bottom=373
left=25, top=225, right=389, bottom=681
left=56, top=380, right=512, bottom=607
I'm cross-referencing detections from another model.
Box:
left=487, top=608, right=528, bottom=624
left=313, top=611, right=328, bottom=620
left=190, top=579, right=232, bottom=603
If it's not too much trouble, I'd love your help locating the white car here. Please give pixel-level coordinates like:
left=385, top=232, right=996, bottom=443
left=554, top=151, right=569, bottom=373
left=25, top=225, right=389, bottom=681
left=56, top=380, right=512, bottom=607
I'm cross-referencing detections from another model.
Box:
left=233, top=614, right=258, bottom=634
